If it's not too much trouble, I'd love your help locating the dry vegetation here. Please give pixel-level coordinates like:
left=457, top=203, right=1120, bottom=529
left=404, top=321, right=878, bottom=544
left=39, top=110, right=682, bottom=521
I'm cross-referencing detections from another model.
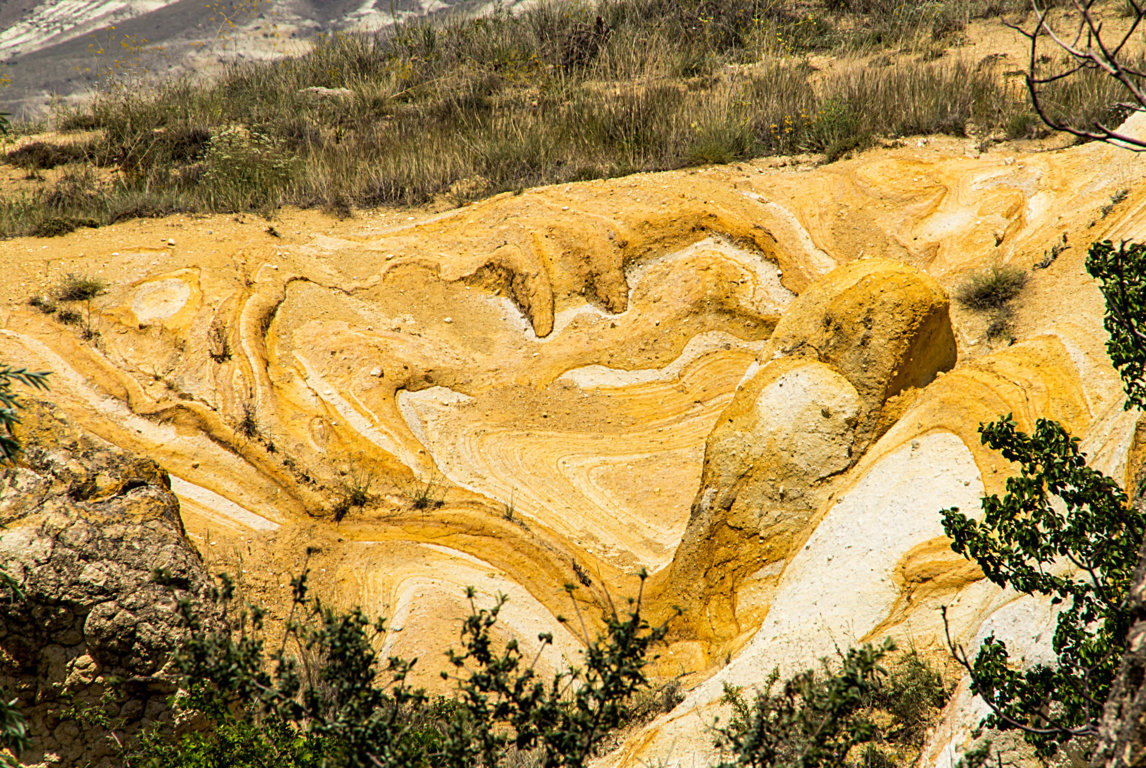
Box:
left=0, top=0, right=1140, bottom=237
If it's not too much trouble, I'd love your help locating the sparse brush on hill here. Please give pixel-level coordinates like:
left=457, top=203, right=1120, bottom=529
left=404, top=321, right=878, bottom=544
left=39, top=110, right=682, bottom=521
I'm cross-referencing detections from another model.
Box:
left=0, top=0, right=1137, bottom=237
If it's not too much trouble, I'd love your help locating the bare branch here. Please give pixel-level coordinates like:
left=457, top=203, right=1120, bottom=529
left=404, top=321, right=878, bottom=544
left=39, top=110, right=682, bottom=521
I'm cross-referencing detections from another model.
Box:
left=1019, top=0, right=1146, bottom=149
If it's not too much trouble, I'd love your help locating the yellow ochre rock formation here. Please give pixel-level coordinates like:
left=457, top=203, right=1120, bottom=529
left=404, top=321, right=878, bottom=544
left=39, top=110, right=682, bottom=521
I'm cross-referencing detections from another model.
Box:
left=3, top=125, right=1146, bottom=766
left=660, top=258, right=957, bottom=646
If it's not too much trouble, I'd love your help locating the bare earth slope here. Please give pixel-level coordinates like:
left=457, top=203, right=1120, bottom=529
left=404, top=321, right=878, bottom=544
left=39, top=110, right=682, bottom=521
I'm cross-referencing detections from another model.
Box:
left=3, top=123, right=1146, bottom=765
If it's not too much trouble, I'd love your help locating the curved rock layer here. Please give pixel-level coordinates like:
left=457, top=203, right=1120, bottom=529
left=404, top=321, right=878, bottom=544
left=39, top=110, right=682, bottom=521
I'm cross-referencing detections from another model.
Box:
left=2, top=131, right=1146, bottom=764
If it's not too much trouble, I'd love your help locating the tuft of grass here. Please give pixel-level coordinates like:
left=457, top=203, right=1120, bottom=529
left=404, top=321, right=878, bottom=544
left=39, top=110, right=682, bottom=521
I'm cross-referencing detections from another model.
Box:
left=343, top=466, right=373, bottom=508
left=27, top=295, right=57, bottom=314
left=627, top=679, right=685, bottom=725
left=572, top=559, right=593, bottom=587
left=53, top=273, right=106, bottom=302
left=956, top=265, right=1028, bottom=312
left=56, top=308, right=82, bottom=325
left=332, top=465, right=375, bottom=522
left=208, top=324, right=232, bottom=363
left=236, top=400, right=259, bottom=439
left=984, top=313, right=1014, bottom=342
left=957, top=264, right=1027, bottom=343
left=408, top=475, right=445, bottom=511
left=5, top=140, right=93, bottom=170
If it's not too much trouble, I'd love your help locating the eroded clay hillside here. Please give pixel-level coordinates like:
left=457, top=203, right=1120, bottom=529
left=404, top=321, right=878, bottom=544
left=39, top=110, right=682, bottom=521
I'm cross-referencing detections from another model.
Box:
left=3, top=120, right=1146, bottom=766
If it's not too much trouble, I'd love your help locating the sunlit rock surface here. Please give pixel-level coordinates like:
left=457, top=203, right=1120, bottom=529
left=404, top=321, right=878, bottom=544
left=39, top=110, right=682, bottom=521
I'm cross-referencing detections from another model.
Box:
left=3, top=130, right=1146, bottom=765
left=0, top=401, right=218, bottom=767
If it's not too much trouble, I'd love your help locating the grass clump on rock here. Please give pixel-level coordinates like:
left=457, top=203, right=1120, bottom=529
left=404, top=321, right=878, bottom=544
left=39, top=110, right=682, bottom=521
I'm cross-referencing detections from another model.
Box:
left=955, top=264, right=1027, bottom=341
left=52, top=273, right=106, bottom=302
left=955, top=265, right=1027, bottom=312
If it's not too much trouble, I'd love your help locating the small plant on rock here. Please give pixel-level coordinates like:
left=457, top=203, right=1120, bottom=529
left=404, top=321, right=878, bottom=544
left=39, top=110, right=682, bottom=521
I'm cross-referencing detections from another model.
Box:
left=207, top=324, right=232, bottom=363
left=236, top=400, right=259, bottom=439
left=408, top=474, right=445, bottom=511
left=956, top=264, right=1028, bottom=342
left=956, top=265, right=1027, bottom=313
left=52, top=273, right=106, bottom=302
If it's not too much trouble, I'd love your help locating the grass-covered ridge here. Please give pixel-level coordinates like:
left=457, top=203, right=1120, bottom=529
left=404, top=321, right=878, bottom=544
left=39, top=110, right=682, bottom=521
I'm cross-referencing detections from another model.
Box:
left=0, top=0, right=1136, bottom=237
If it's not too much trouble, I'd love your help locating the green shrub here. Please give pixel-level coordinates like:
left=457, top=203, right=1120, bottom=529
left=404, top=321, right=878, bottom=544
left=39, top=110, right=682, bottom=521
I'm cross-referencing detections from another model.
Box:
left=5, top=141, right=91, bottom=170
left=714, top=641, right=891, bottom=768
left=942, top=414, right=1142, bottom=755
left=135, top=568, right=670, bottom=768
left=713, top=642, right=950, bottom=767
left=1087, top=240, right=1146, bottom=410
left=870, top=649, right=950, bottom=745
left=940, top=239, right=1146, bottom=757
left=200, top=127, right=295, bottom=211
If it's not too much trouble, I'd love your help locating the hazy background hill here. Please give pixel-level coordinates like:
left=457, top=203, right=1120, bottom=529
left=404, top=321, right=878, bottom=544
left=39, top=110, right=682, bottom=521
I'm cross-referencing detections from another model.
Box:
left=0, top=0, right=528, bottom=118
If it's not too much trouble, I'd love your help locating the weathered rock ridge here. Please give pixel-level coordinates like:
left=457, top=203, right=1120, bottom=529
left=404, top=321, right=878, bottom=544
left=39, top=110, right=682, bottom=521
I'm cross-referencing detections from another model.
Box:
left=3, top=126, right=1146, bottom=765
left=662, top=258, right=957, bottom=645
left=0, top=401, right=215, bottom=767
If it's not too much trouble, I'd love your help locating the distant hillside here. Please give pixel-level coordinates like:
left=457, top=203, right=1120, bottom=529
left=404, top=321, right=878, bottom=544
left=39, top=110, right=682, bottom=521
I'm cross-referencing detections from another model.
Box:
left=0, top=0, right=526, bottom=118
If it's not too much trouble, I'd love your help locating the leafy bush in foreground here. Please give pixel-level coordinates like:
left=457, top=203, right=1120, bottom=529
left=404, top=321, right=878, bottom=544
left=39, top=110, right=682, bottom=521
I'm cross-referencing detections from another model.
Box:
left=713, top=641, right=950, bottom=768
left=942, top=416, right=1142, bottom=755
left=135, top=567, right=670, bottom=768
left=941, top=238, right=1146, bottom=757
left=0, top=366, right=50, bottom=462
left=1088, top=240, right=1146, bottom=411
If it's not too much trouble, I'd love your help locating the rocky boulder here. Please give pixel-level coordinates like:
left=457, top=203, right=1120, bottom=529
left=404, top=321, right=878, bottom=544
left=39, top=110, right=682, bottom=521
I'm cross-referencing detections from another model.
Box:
left=660, top=258, right=957, bottom=646
left=0, top=401, right=216, bottom=768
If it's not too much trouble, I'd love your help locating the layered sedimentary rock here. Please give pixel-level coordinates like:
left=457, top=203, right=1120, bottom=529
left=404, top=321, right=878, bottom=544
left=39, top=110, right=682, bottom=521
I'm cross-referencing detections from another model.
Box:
left=0, top=401, right=216, bottom=768
left=661, top=258, right=957, bottom=646
left=2, top=126, right=1146, bottom=765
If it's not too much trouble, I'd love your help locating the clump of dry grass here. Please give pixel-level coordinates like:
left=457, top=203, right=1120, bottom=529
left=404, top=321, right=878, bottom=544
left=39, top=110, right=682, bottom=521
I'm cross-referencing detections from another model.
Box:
left=956, top=265, right=1028, bottom=312
left=0, top=0, right=1137, bottom=236
left=957, top=263, right=1028, bottom=342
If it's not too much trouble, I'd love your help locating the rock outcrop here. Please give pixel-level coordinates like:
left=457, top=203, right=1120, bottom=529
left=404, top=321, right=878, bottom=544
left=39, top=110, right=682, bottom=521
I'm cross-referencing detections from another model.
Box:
left=661, top=258, right=957, bottom=645
left=0, top=401, right=215, bottom=768
left=3, top=123, right=1146, bottom=767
